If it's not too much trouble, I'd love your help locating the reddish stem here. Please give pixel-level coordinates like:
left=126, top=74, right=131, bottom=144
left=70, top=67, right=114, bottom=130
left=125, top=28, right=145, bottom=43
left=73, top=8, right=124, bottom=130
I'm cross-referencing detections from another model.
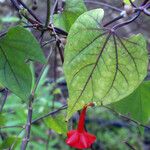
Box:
left=77, top=103, right=94, bottom=132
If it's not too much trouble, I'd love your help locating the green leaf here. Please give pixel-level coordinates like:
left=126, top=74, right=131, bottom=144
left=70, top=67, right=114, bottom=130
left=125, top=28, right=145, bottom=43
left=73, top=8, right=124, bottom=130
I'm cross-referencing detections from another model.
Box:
left=54, top=0, right=87, bottom=32
left=111, top=81, right=150, bottom=124
left=44, top=114, right=67, bottom=135
left=63, top=9, right=148, bottom=119
left=0, top=114, right=6, bottom=126
left=0, top=136, right=21, bottom=150
left=0, top=26, right=46, bottom=99
left=0, top=82, right=4, bottom=89
left=0, top=16, right=20, bottom=23
left=124, top=0, right=135, bottom=4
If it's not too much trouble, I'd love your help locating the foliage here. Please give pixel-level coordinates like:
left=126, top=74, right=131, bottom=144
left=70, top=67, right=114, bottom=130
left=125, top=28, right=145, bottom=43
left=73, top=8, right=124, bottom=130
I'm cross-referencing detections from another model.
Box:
left=0, top=26, right=46, bottom=99
left=111, top=81, right=150, bottom=125
left=0, top=16, right=20, bottom=23
left=64, top=9, right=148, bottom=119
left=54, top=0, right=87, bottom=32
left=0, top=0, right=150, bottom=149
left=0, top=66, right=65, bottom=149
left=0, top=136, right=21, bottom=150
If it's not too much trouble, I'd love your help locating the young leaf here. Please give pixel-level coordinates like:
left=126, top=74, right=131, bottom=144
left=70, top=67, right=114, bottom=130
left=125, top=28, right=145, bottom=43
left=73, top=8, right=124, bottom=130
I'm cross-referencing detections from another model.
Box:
left=0, top=26, right=46, bottom=100
left=0, top=16, right=20, bottom=23
left=124, top=0, right=135, bottom=5
left=54, top=0, right=87, bottom=32
left=111, top=81, right=150, bottom=125
left=63, top=9, right=148, bottom=119
left=44, top=114, right=67, bottom=135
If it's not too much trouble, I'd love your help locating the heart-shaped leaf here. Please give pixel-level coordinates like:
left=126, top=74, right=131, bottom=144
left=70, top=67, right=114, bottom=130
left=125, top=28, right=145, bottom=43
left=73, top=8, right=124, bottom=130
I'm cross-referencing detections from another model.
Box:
left=63, top=9, right=148, bottom=119
left=54, top=0, right=87, bottom=32
left=0, top=26, right=46, bottom=100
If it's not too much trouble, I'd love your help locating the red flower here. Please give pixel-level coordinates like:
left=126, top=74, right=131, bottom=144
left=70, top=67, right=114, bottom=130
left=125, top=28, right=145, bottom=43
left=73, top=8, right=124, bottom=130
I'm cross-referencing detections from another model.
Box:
left=66, top=103, right=96, bottom=149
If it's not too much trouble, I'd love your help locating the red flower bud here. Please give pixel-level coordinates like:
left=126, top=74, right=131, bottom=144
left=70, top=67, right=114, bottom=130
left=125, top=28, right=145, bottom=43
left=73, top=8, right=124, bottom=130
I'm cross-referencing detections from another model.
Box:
left=66, top=103, right=96, bottom=149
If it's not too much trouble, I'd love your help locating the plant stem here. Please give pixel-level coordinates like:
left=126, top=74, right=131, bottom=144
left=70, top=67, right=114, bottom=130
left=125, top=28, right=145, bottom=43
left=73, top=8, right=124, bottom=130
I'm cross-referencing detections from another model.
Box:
left=84, top=0, right=123, bottom=12
left=103, top=105, right=150, bottom=130
left=56, top=41, right=64, bottom=63
left=112, top=11, right=141, bottom=30
left=103, top=14, right=124, bottom=27
left=10, top=0, right=68, bottom=36
left=20, top=47, right=53, bottom=150
left=0, top=32, right=6, bottom=38
left=142, top=0, right=150, bottom=6
left=50, top=0, right=64, bottom=64
left=45, top=0, right=51, bottom=27
left=21, top=95, right=33, bottom=150
left=32, top=104, right=67, bottom=124
left=144, top=8, right=150, bottom=16
left=0, top=125, right=23, bottom=129
left=10, top=0, right=20, bottom=10
left=124, top=141, right=136, bottom=150
left=129, top=0, right=136, bottom=7
left=17, top=0, right=41, bottom=23
left=32, top=48, right=53, bottom=94
left=50, top=0, right=59, bottom=24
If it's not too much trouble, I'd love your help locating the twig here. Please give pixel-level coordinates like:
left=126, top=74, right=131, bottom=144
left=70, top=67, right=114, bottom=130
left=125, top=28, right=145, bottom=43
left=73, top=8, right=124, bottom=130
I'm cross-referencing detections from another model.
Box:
left=10, top=0, right=20, bottom=10
left=0, top=125, right=23, bottom=129
left=112, top=11, right=141, bottom=30
left=17, top=0, right=41, bottom=23
left=45, top=0, right=51, bottom=27
left=10, top=0, right=68, bottom=36
left=142, top=0, right=150, bottom=6
left=21, top=47, right=53, bottom=150
left=50, top=0, right=64, bottom=64
left=144, top=8, right=150, bottom=16
left=50, top=0, right=58, bottom=24
left=32, top=48, right=53, bottom=94
left=42, top=39, right=56, bottom=47
left=129, top=0, right=136, bottom=8
left=57, top=0, right=63, bottom=13
left=124, top=141, right=136, bottom=150
left=56, top=41, right=64, bottom=63
left=54, top=45, right=57, bottom=82
left=40, top=0, right=51, bottom=44
left=21, top=95, right=33, bottom=150
left=32, top=104, right=67, bottom=124
left=103, top=14, right=124, bottom=27
left=103, top=105, right=150, bottom=130
left=84, top=0, right=123, bottom=12
left=0, top=32, right=7, bottom=38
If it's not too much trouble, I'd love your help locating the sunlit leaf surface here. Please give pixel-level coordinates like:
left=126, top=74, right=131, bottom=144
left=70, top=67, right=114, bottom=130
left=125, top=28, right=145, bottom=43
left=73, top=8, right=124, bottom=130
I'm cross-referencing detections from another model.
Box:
left=124, top=0, right=135, bottom=5
left=64, top=9, right=148, bottom=119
